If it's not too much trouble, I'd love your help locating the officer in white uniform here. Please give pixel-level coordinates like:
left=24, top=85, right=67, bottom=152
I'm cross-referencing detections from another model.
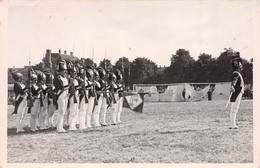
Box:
left=229, top=52, right=244, bottom=129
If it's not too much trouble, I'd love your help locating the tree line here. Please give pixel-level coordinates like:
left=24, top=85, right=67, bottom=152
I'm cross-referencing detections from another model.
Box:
left=32, top=47, right=252, bottom=89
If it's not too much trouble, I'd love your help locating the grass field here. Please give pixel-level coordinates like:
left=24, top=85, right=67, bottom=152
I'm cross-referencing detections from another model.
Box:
left=7, top=100, right=253, bottom=163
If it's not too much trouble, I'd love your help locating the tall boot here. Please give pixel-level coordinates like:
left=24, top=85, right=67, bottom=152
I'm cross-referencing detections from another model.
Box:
left=30, top=114, right=37, bottom=132
left=111, top=108, right=118, bottom=125
left=232, top=113, right=238, bottom=128
left=79, top=115, right=87, bottom=130
left=69, top=115, right=78, bottom=130
left=56, top=112, right=66, bottom=132
left=93, top=112, right=101, bottom=127
left=100, top=109, right=108, bottom=126
left=229, top=112, right=233, bottom=129
left=86, top=114, right=92, bottom=128
left=117, top=111, right=121, bottom=123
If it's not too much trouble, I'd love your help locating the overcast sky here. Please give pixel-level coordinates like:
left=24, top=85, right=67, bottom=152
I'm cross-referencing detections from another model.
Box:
left=7, top=0, right=260, bottom=68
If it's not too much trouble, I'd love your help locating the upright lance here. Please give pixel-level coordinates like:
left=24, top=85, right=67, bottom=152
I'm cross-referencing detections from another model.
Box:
left=92, top=48, right=98, bottom=105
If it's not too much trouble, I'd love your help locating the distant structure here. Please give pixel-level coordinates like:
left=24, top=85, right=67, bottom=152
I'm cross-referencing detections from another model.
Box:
left=8, top=49, right=78, bottom=84
left=45, top=49, right=79, bottom=66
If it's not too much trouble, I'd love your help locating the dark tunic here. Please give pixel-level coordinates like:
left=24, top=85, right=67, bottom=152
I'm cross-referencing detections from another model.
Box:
left=230, top=71, right=244, bottom=102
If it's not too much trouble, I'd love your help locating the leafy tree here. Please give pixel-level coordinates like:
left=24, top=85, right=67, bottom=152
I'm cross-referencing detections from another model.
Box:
left=165, top=49, right=195, bottom=83
left=193, top=53, right=214, bottom=82
left=213, top=48, right=235, bottom=82
left=130, top=57, right=158, bottom=85
left=241, top=58, right=253, bottom=85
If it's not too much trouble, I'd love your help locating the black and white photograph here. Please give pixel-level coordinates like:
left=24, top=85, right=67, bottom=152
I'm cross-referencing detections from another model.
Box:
left=0, top=0, right=259, bottom=167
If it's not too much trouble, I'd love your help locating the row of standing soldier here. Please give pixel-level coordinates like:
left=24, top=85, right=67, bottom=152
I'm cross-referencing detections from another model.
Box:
left=11, top=57, right=125, bottom=133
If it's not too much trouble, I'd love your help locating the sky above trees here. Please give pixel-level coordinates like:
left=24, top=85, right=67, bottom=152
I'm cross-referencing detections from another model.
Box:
left=4, top=1, right=259, bottom=68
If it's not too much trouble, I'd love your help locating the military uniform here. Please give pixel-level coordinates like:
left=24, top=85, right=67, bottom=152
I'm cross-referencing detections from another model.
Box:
left=108, top=72, right=119, bottom=125
left=30, top=73, right=42, bottom=132
left=53, top=59, right=69, bottom=133
left=44, top=71, right=56, bottom=128
left=85, top=69, right=95, bottom=128
left=67, top=62, right=80, bottom=131
left=229, top=52, right=244, bottom=129
left=97, top=67, right=110, bottom=126
left=12, top=72, right=29, bottom=133
left=92, top=69, right=102, bottom=127
left=115, top=69, right=124, bottom=124
left=38, top=72, right=48, bottom=130
left=78, top=68, right=89, bottom=130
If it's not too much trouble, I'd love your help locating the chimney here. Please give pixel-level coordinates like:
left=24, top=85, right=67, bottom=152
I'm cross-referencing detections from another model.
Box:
left=70, top=52, right=73, bottom=56
left=46, top=49, right=51, bottom=59
left=64, top=50, right=67, bottom=55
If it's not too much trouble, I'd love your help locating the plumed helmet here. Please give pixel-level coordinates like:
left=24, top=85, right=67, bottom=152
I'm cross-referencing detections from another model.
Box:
left=56, top=58, right=67, bottom=72
left=86, top=69, right=94, bottom=79
left=93, top=69, right=99, bottom=78
left=43, top=69, right=53, bottom=84
left=78, top=67, right=85, bottom=77
left=37, top=71, right=46, bottom=82
left=31, top=73, right=38, bottom=81
left=115, top=69, right=123, bottom=80
left=11, top=71, right=23, bottom=81
left=108, top=72, right=117, bottom=81
left=67, top=61, right=74, bottom=70
left=67, top=61, right=77, bottom=75
left=231, top=52, right=242, bottom=70
left=97, top=67, right=106, bottom=78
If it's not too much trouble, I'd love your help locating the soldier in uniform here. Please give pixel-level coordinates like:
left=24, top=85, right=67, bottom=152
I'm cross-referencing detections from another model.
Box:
left=12, top=72, right=29, bottom=133
left=53, top=58, right=69, bottom=133
left=97, top=67, right=110, bottom=126
left=77, top=67, right=88, bottom=130
left=85, top=68, right=95, bottom=128
left=92, top=68, right=102, bottom=127
left=44, top=70, right=56, bottom=128
left=108, top=72, right=119, bottom=125
left=229, top=52, right=244, bottom=129
left=67, top=61, right=80, bottom=131
left=37, top=71, right=48, bottom=130
left=115, top=69, right=124, bottom=124
left=30, top=71, right=42, bottom=132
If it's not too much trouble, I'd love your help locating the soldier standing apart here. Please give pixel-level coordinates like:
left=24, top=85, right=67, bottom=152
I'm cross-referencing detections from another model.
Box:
left=92, top=69, right=102, bottom=127
left=67, top=62, right=79, bottom=131
left=115, top=69, right=124, bottom=124
left=30, top=72, right=42, bottom=132
left=53, top=58, right=69, bottom=133
left=229, top=52, right=244, bottom=129
left=38, top=72, right=48, bottom=130
left=85, top=68, right=95, bottom=128
left=12, top=72, right=29, bottom=133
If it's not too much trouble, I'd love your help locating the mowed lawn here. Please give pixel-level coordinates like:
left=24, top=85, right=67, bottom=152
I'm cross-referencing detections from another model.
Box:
left=7, top=100, right=253, bottom=163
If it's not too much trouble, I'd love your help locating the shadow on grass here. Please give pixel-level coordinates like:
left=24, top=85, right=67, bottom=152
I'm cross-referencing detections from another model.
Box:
left=7, top=126, right=60, bottom=137
left=7, top=125, right=113, bottom=137
left=159, top=128, right=211, bottom=134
